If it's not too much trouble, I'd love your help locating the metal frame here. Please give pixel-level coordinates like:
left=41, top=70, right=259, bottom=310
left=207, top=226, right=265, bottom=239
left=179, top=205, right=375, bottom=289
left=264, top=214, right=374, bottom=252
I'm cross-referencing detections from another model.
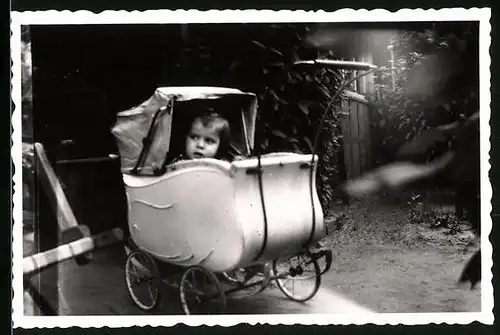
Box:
left=131, top=100, right=175, bottom=176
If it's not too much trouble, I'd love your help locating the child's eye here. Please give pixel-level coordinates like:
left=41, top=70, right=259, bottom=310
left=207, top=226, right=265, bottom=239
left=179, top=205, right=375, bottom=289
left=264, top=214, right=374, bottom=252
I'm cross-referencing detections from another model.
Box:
left=206, top=138, right=218, bottom=144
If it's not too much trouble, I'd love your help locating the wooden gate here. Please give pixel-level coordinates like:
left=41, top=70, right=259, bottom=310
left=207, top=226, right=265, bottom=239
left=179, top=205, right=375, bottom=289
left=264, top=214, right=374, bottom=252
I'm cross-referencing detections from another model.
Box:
left=340, top=90, right=372, bottom=180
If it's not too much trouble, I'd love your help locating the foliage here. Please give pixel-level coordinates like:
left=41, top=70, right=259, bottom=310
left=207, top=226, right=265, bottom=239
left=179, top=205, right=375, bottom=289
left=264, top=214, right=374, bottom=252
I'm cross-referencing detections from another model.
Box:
left=368, top=23, right=479, bottom=165
left=406, top=192, right=462, bottom=235
left=249, top=25, right=347, bottom=216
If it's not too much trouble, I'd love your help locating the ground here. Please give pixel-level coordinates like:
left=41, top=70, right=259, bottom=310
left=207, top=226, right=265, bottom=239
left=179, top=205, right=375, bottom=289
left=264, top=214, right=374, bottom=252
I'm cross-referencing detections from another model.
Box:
left=316, top=190, right=481, bottom=313
left=22, top=189, right=481, bottom=314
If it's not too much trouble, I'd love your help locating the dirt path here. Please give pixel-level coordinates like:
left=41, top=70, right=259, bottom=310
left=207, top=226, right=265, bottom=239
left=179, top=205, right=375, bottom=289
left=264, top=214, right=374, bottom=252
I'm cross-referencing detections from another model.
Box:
left=316, top=196, right=481, bottom=313
left=320, top=246, right=480, bottom=312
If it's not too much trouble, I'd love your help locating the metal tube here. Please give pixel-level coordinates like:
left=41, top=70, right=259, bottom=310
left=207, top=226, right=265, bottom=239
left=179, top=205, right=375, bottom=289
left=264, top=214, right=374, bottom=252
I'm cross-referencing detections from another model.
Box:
left=55, top=155, right=118, bottom=165
left=293, top=59, right=378, bottom=71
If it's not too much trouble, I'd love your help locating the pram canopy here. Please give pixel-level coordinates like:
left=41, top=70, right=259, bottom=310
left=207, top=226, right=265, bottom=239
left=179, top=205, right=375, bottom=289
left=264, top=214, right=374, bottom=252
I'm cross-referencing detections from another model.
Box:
left=111, top=87, right=258, bottom=174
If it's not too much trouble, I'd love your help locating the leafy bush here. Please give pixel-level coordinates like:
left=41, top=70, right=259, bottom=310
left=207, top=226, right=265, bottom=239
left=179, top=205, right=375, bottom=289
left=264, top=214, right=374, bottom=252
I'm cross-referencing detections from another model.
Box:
left=368, top=24, right=479, bottom=165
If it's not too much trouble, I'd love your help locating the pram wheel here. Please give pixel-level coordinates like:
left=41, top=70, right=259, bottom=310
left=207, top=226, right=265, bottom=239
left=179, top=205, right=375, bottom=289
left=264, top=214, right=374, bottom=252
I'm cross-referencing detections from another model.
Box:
left=180, top=266, right=226, bottom=315
left=272, top=251, right=321, bottom=302
left=125, top=249, right=161, bottom=311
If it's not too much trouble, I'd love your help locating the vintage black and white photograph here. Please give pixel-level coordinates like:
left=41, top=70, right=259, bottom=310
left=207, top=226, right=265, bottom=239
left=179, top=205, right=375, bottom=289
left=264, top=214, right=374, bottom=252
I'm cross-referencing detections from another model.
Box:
left=12, top=8, right=492, bottom=327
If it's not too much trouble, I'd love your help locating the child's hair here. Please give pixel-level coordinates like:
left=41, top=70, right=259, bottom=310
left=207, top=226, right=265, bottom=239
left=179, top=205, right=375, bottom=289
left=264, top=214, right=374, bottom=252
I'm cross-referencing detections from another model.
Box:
left=191, top=109, right=231, bottom=160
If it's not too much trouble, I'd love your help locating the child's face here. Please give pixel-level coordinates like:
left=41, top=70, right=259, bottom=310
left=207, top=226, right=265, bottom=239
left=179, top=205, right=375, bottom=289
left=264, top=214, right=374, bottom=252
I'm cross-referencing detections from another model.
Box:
left=185, top=119, right=221, bottom=159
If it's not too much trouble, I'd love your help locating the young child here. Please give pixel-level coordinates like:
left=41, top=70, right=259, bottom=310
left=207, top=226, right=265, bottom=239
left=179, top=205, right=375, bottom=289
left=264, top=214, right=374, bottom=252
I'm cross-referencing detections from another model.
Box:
left=174, top=111, right=231, bottom=162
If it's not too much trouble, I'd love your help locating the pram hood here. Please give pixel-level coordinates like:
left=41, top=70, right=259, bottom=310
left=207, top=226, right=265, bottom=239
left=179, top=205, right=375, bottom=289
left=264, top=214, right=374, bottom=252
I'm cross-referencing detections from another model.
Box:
left=111, top=86, right=258, bottom=173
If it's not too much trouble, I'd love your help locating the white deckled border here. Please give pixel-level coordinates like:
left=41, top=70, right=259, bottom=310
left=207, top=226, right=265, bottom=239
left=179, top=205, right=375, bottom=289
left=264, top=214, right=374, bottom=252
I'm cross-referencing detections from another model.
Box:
left=12, top=19, right=25, bottom=327
left=9, top=8, right=492, bottom=24
left=11, top=7, right=493, bottom=328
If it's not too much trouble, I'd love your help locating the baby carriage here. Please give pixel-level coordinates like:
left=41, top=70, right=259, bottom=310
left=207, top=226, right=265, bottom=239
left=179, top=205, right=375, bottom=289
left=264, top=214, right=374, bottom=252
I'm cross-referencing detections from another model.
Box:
left=111, top=61, right=377, bottom=314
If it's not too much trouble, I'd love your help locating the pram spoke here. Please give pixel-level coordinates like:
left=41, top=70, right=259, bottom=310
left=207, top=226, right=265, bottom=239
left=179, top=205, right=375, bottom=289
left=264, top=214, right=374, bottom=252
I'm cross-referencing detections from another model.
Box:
left=272, top=251, right=321, bottom=302
left=180, top=266, right=226, bottom=315
left=125, top=250, right=161, bottom=311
